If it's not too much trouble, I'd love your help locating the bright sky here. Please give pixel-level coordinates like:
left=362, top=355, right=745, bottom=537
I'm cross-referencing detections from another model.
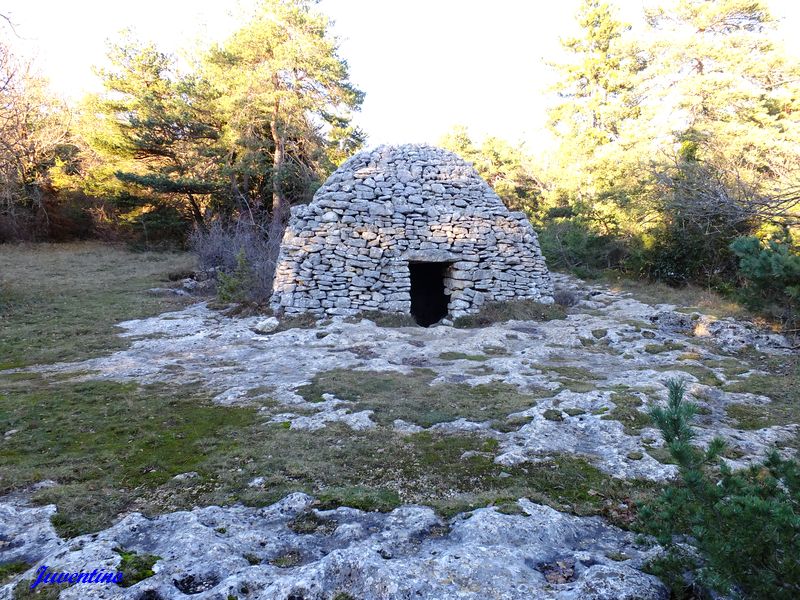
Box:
left=4, top=0, right=800, bottom=149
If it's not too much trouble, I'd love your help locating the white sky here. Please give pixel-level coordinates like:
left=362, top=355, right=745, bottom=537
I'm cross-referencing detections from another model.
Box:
left=3, top=0, right=800, bottom=149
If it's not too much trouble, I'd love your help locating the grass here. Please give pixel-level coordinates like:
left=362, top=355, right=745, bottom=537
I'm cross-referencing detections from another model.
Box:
left=11, top=582, right=68, bottom=599
left=545, top=365, right=599, bottom=393
left=453, top=300, right=566, bottom=328
left=295, top=368, right=542, bottom=427
left=543, top=409, right=564, bottom=421
left=0, top=242, right=195, bottom=369
left=2, top=244, right=644, bottom=538
left=270, top=550, right=302, bottom=568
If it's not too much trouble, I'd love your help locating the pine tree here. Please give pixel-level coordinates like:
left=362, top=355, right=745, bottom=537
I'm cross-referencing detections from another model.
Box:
left=645, top=0, right=800, bottom=188
left=545, top=0, right=650, bottom=246
left=203, top=0, right=364, bottom=224
left=80, top=37, right=224, bottom=227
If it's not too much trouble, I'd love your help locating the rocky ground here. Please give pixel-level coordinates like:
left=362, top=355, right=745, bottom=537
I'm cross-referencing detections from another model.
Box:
left=1, top=272, right=796, bottom=599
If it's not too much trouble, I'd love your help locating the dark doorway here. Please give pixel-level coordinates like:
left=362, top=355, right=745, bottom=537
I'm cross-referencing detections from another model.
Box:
left=409, top=262, right=450, bottom=327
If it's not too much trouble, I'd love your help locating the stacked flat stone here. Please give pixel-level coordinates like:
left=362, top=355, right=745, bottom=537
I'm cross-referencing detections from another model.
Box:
left=269, top=144, right=554, bottom=317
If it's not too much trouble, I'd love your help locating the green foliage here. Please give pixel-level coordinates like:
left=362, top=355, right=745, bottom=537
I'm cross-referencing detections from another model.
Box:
left=72, top=0, right=364, bottom=242
left=80, top=36, right=223, bottom=226
left=439, top=126, right=542, bottom=213
left=536, top=207, right=628, bottom=276
left=540, top=0, right=800, bottom=302
left=113, top=547, right=160, bottom=587
left=216, top=249, right=254, bottom=303
left=639, top=379, right=800, bottom=598
left=731, top=235, right=800, bottom=323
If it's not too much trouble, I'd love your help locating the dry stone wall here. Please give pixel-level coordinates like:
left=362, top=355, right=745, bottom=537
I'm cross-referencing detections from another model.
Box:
left=270, top=144, right=553, bottom=317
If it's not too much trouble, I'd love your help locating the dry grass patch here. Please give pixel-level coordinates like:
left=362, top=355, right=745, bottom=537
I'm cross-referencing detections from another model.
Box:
left=0, top=242, right=195, bottom=369
left=602, top=273, right=751, bottom=320
left=454, top=300, right=566, bottom=328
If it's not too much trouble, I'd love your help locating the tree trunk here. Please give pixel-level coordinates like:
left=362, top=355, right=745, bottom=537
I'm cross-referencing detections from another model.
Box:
left=187, top=194, right=206, bottom=231
left=267, top=108, right=288, bottom=285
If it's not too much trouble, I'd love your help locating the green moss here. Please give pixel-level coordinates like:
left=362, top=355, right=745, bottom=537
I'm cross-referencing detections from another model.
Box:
left=651, top=365, right=722, bottom=387
left=243, top=553, right=261, bottom=566
left=645, top=446, right=678, bottom=465
left=606, top=551, right=630, bottom=562
left=0, top=562, right=30, bottom=585
left=564, top=407, right=587, bottom=417
left=0, top=376, right=256, bottom=537
left=114, top=547, right=160, bottom=588
left=493, top=414, right=534, bottom=432
left=295, top=368, right=541, bottom=427
left=543, top=409, right=564, bottom=422
left=547, top=365, right=595, bottom=380
left=645, top=341, right=686, bottom=354
left=482, top=345, right=510, bottom=356
left=287, top=512, right=337, bottom=535
left=725, top=404, right=771, bottom=430
left=495, top=502, right=527, bottom=515
left=592, top=329, right=608, bottom=339
left=270, top=550, right=302, bottom=568
left=438, top=352, right=490, bottom=362
left=560, top=380, right=596, bottom=393
left=315, top=487, right=402, bottom=513
left=723, top=359, right=800, bottom=438
left=602, top=393, right=651, bottom=435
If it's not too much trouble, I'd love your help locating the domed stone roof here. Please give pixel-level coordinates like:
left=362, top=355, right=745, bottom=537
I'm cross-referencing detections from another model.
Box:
left=270, top=144, right=553, bottom=323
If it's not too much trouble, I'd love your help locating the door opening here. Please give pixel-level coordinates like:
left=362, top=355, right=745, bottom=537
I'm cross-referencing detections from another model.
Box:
left=409, top=262, right=450, bottom=327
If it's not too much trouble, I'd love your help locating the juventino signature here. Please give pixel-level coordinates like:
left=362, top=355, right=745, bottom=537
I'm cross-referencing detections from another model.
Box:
left=30, top=565, right=123, bottom=590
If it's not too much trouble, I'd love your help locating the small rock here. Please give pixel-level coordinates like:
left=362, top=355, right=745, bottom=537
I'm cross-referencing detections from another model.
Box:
left=252, top=317, right=280, bottom=334
left=146, top=287, right=190, bottom=297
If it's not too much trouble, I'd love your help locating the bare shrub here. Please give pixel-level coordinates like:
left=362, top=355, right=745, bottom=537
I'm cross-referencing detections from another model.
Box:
left=188, top=217, right=282, bottom=303
left=554, top=288, right=579, bottom=307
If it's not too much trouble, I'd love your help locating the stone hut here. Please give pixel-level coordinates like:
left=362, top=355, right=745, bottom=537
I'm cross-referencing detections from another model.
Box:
left=269, top=144, right=553, bottom=326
